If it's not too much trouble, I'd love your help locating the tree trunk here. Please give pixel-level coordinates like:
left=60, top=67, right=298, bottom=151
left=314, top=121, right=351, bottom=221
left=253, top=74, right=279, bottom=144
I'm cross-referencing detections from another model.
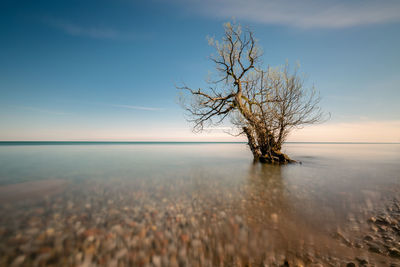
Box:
left=243, top=127, right=261, bottom=160
left=243, top=127, right=295, bottom=164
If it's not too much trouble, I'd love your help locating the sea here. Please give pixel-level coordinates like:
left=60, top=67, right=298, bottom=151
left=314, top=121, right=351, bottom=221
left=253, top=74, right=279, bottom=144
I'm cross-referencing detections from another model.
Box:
left=0, top=142, right=399, bottom=265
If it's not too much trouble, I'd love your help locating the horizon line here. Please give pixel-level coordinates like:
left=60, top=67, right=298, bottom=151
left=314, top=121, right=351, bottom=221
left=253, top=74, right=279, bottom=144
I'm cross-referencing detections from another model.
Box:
left=0, top=141, right=399, bottom=145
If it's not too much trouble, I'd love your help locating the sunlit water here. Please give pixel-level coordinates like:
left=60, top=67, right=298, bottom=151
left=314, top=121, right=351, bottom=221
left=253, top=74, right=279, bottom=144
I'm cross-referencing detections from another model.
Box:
left=0, top=142, right=399, bottom=265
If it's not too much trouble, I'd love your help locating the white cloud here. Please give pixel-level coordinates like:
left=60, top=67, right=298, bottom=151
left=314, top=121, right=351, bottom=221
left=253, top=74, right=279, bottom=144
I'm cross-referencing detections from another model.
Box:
left=54, top=22, right=119, bottom=39
left=174, top=0, right=400, bottom=28
left=44, top=18, right=150, bottom=40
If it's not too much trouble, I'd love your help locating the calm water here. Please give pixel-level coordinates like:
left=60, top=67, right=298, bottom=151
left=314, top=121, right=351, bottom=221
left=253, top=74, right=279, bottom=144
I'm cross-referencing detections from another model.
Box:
left=0, top=142, right=399, bottom=201
left=0, top=142, right=399, bottom=223
left=0, top=142, right=399, bottom=265
left=1, top=142, right=399, bottom=183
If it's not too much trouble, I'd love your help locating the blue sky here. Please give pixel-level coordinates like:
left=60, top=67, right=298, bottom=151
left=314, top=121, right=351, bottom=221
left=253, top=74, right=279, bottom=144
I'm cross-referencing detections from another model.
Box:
left=1, top=0, right=399, bottom=142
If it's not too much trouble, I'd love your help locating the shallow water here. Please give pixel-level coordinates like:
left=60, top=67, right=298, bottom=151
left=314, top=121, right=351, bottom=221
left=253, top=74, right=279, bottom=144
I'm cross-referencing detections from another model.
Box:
left=0, top=143, right=399, bottom=265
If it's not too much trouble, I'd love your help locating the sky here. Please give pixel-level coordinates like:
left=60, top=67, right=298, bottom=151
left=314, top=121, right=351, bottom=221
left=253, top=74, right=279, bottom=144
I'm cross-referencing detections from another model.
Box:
left=0, top=0, right=399, bottom=142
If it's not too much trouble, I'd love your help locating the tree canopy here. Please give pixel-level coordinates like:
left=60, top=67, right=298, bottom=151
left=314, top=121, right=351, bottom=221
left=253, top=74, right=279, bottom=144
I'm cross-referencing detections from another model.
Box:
left=179, top=22, right=326, bottom=164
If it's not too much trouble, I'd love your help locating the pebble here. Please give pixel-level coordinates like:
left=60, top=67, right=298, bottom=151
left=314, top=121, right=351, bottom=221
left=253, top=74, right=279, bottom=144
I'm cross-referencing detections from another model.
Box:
left=46, top=228, right=55, bottom=236
left=355, top=256, right=368, bottom=265
left=364, top=235, right=374, bottom=241
left=271, top=213, right=278, bottom=223
left=10, top=255, right=25, bottom=266
left=368, top=244, right=382, bottom=254
left=389, top=247, right=400, bottom=258
left=0, top=177, right=398, bottom=266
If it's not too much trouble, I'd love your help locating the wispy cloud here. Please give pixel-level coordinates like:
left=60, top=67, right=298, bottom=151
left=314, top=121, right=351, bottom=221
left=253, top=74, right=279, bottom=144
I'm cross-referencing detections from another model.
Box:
left=110, top=104, right=164, bottom=111
left=203, top=127, right=233, bottom=131
left=44, top=18, right=151, bottom=40
left=14, top=106, right=71, bottom=115
left=174, top=0, right=400, bottom=28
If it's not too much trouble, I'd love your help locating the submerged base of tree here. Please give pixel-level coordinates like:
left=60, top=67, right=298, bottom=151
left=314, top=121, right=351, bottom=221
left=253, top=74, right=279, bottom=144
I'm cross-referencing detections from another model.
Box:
left=256, top=151, right=296, bottom=164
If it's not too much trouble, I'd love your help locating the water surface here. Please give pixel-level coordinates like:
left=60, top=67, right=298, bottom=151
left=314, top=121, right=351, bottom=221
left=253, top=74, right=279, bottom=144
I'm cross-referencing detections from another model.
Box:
left=0, top=142, right=399, bottom=265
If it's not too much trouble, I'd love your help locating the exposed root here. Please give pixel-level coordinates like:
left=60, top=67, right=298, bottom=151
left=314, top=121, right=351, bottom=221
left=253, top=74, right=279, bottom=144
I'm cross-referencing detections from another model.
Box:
left=258, top=151, right=297, bottom=164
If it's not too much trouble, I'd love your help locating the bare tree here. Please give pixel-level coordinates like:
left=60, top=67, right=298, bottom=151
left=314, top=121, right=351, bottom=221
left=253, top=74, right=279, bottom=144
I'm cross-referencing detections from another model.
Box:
left=178, top=22, right=326, bottom=164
